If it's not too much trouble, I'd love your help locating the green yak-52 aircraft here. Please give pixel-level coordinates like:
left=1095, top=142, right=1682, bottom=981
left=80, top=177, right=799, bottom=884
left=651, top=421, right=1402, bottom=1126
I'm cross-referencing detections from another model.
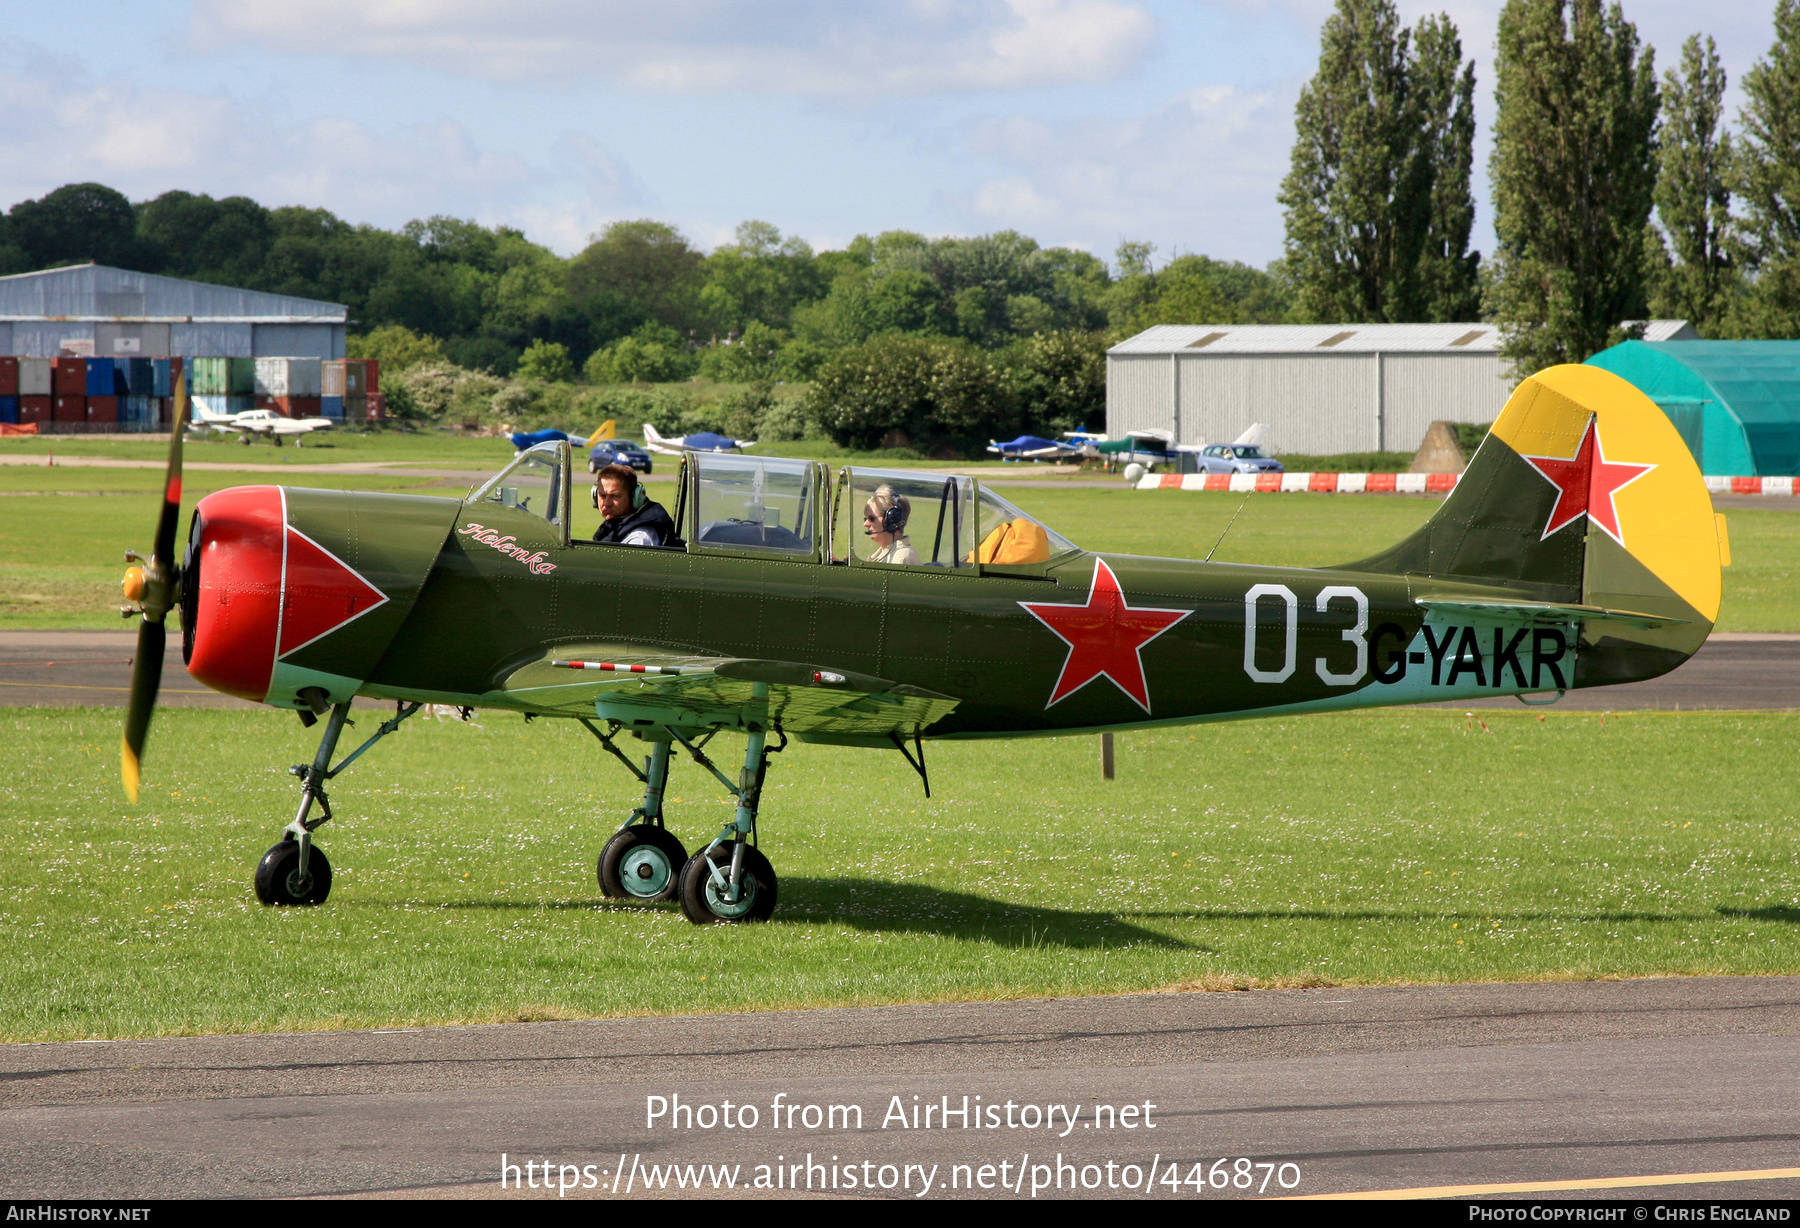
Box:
left=119, top=364, right=1726, bottom=923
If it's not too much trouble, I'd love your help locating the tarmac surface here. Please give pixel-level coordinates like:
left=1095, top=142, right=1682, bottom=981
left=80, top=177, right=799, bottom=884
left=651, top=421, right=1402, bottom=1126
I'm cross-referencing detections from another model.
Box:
left=3, top=629, right=1793, bottom=712
left=4, top=978, right=1800, bottom=1200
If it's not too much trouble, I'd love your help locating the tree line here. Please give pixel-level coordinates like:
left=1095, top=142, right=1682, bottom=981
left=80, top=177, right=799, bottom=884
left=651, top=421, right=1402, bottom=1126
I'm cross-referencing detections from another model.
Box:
left=1284, top=0, right=1800, bottom=376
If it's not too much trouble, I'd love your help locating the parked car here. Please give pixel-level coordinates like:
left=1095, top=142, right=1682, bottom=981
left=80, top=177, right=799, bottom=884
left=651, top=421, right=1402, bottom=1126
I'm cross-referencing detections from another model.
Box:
left=588, top=440, right=654, bottom=474
left=1199, top=444, right=1284, bottom=475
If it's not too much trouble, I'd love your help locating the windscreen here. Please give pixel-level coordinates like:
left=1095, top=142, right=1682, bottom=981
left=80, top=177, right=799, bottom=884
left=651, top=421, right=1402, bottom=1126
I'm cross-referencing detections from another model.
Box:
left=469, top=442, right=564, bottom=526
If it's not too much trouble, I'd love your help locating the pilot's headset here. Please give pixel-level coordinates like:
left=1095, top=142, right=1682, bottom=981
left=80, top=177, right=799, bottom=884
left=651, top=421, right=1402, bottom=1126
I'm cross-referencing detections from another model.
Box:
left=864, top=486, right=909, bottom=536
left=590, top=471, right=649, bottom=511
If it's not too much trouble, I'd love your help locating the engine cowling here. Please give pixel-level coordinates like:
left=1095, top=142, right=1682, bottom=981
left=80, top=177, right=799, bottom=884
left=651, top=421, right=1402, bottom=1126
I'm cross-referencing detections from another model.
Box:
left=183, top=485, right=460, bottom=709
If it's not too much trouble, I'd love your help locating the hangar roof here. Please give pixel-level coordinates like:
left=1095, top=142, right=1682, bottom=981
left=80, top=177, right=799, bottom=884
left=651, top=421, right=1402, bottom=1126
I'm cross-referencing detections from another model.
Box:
left=1108, top=320, right=1696, bottom=356
left=0, top=263, right=346, bottom=323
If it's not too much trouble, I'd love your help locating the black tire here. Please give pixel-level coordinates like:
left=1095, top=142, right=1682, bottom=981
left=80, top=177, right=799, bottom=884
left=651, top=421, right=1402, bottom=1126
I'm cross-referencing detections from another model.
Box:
left=254, top=839, right=332, bottom=906
left=678, top=842, right=777, bottom=924
left=598, top=825, right=688, bottom=902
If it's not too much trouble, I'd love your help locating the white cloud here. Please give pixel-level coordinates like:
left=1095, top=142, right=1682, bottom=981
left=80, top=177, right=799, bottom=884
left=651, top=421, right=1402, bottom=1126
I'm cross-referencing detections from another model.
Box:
left=954, top=83, right=1296, bottom=262
left=189, top=0, right=1158, bottom=97
left=0, top=44, right=642, bottom=254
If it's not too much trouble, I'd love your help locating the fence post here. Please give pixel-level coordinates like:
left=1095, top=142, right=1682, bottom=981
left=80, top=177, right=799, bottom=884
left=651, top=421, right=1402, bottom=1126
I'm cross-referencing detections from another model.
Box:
left=1101, top=732, right=1115, bottom=780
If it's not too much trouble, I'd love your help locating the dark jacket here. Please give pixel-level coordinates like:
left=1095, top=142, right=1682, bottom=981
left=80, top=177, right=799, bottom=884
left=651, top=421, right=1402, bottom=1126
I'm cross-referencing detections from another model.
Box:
left=594, top=499, right=676, bottom=547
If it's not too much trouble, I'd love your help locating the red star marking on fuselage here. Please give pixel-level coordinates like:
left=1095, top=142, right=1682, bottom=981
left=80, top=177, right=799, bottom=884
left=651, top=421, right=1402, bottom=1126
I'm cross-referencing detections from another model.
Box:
left=1019, top=558, right=1191, bottom=712
left=1519, top=417, right=1655, bottom=548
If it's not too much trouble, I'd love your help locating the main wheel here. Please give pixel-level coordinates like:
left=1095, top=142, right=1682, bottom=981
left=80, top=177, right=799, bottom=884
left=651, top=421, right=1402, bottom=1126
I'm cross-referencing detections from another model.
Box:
left=678, top=842, right=777, bottom=924
left=254, top=839, right=332, bottom=906
left=598, top=825, right=688, bottom=902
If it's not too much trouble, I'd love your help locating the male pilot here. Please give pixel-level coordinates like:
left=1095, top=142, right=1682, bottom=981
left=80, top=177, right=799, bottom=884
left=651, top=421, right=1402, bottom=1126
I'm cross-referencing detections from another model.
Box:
left=592, top=463, right=675, bottom=546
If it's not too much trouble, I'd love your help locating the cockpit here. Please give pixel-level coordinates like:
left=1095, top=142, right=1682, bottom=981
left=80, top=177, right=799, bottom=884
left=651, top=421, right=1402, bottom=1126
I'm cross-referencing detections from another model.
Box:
left=466, top=442, right=1081, bottom=571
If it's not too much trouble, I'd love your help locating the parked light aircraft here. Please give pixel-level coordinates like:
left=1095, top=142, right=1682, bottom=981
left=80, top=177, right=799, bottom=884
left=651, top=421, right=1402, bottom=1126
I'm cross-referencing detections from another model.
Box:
left=189, top=404, right=334, bottom=445
left=641, top=423, right=757, bottom=456
left=120, top=366, right=1725, bottom=923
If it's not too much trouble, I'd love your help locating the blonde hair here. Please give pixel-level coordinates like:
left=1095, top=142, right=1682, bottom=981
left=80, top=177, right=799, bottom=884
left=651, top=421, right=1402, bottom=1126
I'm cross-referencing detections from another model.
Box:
left=864, top=484, right=910, bottom=533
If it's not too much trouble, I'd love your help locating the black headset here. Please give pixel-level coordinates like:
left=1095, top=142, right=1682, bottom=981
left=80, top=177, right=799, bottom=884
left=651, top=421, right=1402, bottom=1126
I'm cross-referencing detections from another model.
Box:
left=591, top=477, right=648, bottom=511
left=865, top=497, right=906, bottom=535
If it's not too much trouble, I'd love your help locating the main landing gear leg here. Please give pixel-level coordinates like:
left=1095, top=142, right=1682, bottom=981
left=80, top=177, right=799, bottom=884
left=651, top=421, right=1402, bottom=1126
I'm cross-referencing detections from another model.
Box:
left=253, top=700, right=422, bottom=907
left=587, top=721, right=688, bottom=903
left=676, top=724, right=780, bottom=924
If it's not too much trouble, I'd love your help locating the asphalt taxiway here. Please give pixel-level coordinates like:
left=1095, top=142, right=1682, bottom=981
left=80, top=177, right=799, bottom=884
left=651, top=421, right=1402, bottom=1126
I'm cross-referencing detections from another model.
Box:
left=4, top=978, right=1800, bottom=1200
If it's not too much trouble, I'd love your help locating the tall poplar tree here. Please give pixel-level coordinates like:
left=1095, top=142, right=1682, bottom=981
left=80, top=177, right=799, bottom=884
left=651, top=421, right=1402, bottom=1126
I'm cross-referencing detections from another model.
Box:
left=1651, top=34, right=1736, bottom=333
left=1730, top=0, right=1800, bottom=338
left=1279, top=0, right=1479, bottom=323
left=1487, top=0, right=1659, bottom=376
left=1412, top=15, right=1481, bottom=321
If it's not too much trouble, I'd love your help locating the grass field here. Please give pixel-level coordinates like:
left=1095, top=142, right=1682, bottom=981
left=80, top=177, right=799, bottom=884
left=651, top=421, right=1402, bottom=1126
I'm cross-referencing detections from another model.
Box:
left=4, top=706, right=1798, bottom=1041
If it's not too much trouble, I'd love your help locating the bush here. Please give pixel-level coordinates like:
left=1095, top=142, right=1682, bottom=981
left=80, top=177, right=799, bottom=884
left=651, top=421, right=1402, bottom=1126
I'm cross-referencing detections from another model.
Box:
left=1003, top=329, right=1106, bottom=435
left=585, top=322, right=696, bottom=384
left=803, top=334, right=1017, bottom=455
left=347, top=324, right=445, bottom=374
left=695, top=321, right=784, bottom=383
left=516, top=339, right=575, bottom=383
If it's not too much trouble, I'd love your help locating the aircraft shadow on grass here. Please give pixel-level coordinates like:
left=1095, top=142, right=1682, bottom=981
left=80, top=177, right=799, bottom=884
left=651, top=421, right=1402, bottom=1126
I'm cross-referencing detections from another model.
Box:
left=1716, top=905, right=1800, bottom=924
left=432, top=878, right=1193, bottom=950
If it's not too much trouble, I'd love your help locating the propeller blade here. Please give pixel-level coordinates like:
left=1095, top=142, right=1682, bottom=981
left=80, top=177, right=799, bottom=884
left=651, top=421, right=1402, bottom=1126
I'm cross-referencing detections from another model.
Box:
left=121, top=618, right=164, bottom=804
left=121, top=371, right=188, bottom=802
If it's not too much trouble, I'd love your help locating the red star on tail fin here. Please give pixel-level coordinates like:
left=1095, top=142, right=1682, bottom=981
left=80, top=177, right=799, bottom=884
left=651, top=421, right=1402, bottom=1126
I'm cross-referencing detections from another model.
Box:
left=1520, top=418, right=1654, bottom=548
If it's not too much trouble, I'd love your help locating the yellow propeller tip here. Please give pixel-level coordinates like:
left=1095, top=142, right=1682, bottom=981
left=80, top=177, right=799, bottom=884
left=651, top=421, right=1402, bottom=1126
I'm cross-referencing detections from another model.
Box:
left=121, top=737, right=140, bottom=804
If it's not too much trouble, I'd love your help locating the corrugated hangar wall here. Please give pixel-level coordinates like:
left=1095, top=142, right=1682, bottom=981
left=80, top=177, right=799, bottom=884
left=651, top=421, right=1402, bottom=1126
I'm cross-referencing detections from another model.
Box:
left=1106, top=351, right=1510, bottom=455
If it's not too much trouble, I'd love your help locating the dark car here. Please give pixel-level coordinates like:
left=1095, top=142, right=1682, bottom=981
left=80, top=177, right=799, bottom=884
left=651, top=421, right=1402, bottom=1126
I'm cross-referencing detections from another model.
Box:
left=588, top=440, right=654, bottom=474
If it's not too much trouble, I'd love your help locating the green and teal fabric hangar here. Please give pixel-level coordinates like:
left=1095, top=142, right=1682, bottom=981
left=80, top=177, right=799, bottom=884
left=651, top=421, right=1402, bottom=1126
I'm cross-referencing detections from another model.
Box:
left=1586, top=340, right=1800, bottom=477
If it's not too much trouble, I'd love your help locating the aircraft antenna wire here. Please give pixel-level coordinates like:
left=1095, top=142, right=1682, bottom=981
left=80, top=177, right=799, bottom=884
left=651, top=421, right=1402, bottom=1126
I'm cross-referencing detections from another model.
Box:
left=1204, top=490, right=1253, bottom=563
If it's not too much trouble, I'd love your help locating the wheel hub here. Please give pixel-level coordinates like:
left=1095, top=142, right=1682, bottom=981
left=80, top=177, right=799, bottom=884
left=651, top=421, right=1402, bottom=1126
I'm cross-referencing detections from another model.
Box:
left=703, top=871, right=757, bottom=919
left=619, top=845, right=673, bottom=898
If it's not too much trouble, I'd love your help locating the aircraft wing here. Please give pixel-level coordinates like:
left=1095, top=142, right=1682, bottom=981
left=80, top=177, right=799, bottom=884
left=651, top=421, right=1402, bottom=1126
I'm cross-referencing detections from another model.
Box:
left=497, top=646, right=961, bottom=737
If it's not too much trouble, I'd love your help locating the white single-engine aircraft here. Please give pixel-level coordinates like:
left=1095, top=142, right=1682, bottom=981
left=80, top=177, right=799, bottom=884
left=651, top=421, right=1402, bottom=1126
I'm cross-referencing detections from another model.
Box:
left=640, top=423, right=758, bottom=456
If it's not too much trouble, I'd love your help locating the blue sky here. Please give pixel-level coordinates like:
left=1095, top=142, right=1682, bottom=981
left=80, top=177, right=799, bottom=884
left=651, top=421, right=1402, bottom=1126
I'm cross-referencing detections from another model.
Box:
left=0, top=1, right=1779, bottom=267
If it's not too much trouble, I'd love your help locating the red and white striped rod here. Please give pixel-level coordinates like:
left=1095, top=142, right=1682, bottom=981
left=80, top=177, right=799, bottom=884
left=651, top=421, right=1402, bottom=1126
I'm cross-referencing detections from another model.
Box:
left=551, top=660, right=710, bottom=676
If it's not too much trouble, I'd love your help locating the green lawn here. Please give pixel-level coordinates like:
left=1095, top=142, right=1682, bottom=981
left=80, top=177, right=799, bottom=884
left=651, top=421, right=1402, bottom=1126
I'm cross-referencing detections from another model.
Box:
left=0, top=429, right=518, bottom=467
left=4, top=706, right=1797, bottom=1040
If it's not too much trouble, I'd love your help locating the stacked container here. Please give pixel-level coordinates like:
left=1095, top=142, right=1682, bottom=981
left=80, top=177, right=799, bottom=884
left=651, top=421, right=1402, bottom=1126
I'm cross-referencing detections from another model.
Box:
left=254, top=357, right=323, bottom=417
left=0, top=357, right=16, bottom=424
left=324, top=359, right=379, bottom=422
left=19, top=358, right=49, bottom=424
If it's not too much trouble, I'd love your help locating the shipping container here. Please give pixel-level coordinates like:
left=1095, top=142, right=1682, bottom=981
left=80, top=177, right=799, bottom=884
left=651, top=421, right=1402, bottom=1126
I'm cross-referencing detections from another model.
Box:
left=19, top=358, right=50, bottom=397
left=125, top=357, right=155, bottom=395
left=52, top=394, right=84, bottom=422
left=85, top=357, right=127, bottom=396
left=367, top=392, right=386, bottom=421
left=190, top=356, right=227, bottom=395
left=0, top=396, right=16, bottom=424
left=279, top=396, right=322, bottom=419
left=19, top=395, right=49, bottom=424
left=0, top=358, right=18, bottom=397
left=227, top=357, right=256, bottom=395
left=52, top=358, right=85, bottom=395
left=326, top=359, right=379, bottom=397
left=154, top=356, right=178, bottom=397
left=321, top=395, right=344, bottom=420
left=86, top=396, right=117, bottom=424
left=122, top=395, right=156, bottom=425
left=254, top=356, right=323, bottom=398
left=342, top=392, right=367, bottom=423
